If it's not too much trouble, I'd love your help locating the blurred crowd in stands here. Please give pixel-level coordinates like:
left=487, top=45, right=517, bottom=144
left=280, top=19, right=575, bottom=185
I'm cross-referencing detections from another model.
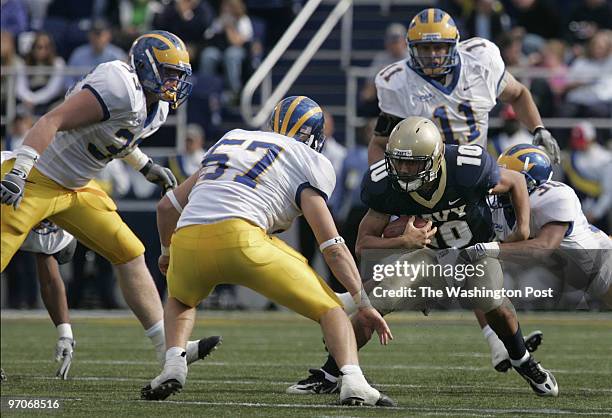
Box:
left=1, top=0, right=610, bottom=310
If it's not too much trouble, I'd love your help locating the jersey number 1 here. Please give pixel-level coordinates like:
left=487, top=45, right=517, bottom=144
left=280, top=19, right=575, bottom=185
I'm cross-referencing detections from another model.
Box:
left=433, top=102, right=481, bottom=144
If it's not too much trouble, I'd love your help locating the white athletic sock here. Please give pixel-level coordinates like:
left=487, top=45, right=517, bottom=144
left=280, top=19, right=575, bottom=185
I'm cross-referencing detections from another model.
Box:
left=145, top=320, right=165, bottom=364
left=510, top=351, right=531, bottom=367
left=482, top=325, right=495, bottom=339
left=340, top=365, right=364, bottom=376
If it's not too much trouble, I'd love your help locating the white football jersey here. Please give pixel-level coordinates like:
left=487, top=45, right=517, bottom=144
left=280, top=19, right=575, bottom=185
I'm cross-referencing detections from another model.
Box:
left=491, top=180, right=612, bottom=298
left=179, top=129, right=336, bottom=234
left=491, top=181, right=611, bottom=249
left=375, top=38, right=506, bottom=147
left=36, top=60, right=169, bottom=189
left=1, top=151, right=75, bottom=254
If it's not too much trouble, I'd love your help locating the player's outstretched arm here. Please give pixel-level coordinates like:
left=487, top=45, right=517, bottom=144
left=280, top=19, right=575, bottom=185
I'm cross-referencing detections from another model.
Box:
left=36, top=253, right=74, bottom=380
left=499, top=73, right=560, bottom=163
left=156, top=171, right=199, bottom=275
left=1, top=89, right=105, bottom=208
left=301, top=188, right=393, bottom=345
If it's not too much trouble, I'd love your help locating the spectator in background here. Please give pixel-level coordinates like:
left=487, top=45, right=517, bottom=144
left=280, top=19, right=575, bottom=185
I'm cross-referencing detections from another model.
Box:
left=563, top=122, right=612, bottom=232
left=358, top=23, right=408, bottom=117
left=1, top=30, right=21, bottom=112
left=65, top=19, right=127, bottom=89
left=16, top=32, right=66, bottom=115
left=322, top=110, right=347, bottom=211
left=115, top=0, right=163, bottom=50
left=200, top=0, right=253, bottom=97
left=488, top=104, right=532, bottom=159
left=563, top=30, right=612, bottom=118
left=0, top=0, right=29, bottom=36
left=153, top=0, right=214, bottom=59
left=167, top=123, right=207, bottom=184
left=4, top=109, right=34, bottom=150
left=464, top=0, right=511, bottom=42
left=511, top=0, right=562, bottom=53
left=566, top=0, right=612, bottom=44
left=539, top=39, right=568, bottom=112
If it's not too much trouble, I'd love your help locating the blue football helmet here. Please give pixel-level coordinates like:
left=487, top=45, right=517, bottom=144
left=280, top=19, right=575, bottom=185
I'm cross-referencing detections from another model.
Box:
left=407, top=8, right=460, bottom=76
left=129, top=31, right=193, bottom=109
left=497, top=143, right=553, bottom=193
left=270, top=96, right=325, bottom=152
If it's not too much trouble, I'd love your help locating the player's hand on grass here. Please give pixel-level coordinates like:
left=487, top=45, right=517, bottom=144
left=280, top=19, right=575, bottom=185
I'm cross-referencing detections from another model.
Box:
left=55, top=337, right=75, bottom=380
left=158, top=254, right=170, bottom=275
left=140, top=160, right=178, bottom=192
left=0, top=168, right=27, bottom=208
left=356, top=307, right=393, bottom=345
left=401, top=217, right=437, bottom=248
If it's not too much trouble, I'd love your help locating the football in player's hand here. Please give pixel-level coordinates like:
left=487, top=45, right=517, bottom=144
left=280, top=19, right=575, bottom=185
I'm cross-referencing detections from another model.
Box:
left=383, top=216, right=428, bottom=238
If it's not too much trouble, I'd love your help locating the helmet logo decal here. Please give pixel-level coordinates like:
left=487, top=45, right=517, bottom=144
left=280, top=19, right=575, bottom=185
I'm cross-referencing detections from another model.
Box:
left=145, top=49, right=161, bottom=83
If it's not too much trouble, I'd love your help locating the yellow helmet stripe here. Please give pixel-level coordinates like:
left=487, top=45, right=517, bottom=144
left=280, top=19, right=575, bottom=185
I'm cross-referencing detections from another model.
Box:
left=273, top=104, right=281, bottom=133
left=286, top=106, right=322, bottom=138
left=138, top=33, right=174, bottom=50
left=280, top=96, right=306, bottom=135
left=509, top=147, right=549, bottom=160
left=428, top=8, right=434, bottom=23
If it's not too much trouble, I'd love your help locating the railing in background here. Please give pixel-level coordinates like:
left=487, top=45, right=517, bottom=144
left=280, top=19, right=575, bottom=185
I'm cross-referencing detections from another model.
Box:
left=240, top=0, right=354, bottom=128
left=0, top=65, right=187, bottom=157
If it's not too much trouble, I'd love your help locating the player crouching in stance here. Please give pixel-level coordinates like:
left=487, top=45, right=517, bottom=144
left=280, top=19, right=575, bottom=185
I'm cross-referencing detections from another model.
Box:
left=463, top=144, right=612, bottom=371
left=142, top=96, right=395, bottom=406
left=0, top=31, right=219, bottom=370
left=290, top=117, right=558, bottom=397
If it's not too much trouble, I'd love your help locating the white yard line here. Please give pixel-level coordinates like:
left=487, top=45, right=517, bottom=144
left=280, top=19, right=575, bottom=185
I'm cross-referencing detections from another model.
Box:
left=24, top=375, right=612, bottom=394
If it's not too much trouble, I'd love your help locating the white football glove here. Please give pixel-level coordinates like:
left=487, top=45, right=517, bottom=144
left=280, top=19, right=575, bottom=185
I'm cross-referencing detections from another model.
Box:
left=54, top=337, right=75, bottom=380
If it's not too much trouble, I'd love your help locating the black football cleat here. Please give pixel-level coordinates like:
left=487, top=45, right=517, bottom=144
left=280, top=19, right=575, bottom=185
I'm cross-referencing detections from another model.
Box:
left=286, top=369, right=339, bottom=394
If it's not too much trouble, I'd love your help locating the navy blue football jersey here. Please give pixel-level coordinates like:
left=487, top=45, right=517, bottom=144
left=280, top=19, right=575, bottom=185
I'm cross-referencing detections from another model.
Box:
left=361, top=144, right=499, bottom=249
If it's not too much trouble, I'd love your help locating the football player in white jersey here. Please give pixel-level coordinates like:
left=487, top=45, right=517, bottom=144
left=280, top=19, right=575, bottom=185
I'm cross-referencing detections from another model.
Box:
left=368, top=8, right=560, bottom=168
left=1, top=31, right=220, bottom=368
left=461, top=144, right=612, bottom=369
left=143, top=96, right=395, bottom=406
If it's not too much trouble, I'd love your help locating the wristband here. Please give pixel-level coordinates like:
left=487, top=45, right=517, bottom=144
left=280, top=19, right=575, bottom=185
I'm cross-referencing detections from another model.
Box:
left=531, top=125, right=545, bottom=135
left=57, top=323, right=73, bottom=340
left=336, top=292, right=357, bottom=315
left=161, top=245, right=170, bottom=256
left=476, top=242, right=500, bottom=259
left=13, top=145, right=40, bottom=177
left=319, top=236, right=345, bottom=252
left=123, top=147, right=150, bottom=171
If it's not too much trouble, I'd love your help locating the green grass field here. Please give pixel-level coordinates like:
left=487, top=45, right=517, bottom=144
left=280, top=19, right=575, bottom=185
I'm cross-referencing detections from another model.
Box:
left=1, top=311, right=611, bottom=417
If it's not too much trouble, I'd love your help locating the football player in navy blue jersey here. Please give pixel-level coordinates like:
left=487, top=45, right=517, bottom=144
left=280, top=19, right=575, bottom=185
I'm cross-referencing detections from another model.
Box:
left=289, top=117, right=558, bottom=398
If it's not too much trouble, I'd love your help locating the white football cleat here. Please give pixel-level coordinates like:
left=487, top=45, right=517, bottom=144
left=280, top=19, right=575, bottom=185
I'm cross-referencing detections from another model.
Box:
left=141, top=355, right=187, bottom=401
left=339, top=373, right=396, bottom=406
left=514, top=356, right=559, bottom=397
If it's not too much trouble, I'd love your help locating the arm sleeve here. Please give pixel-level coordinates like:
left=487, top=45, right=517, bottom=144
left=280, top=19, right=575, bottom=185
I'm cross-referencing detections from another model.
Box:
left=293, top=152, right=336, bottom=210
left=81, top=63, right=138, bottom=123
left=457, top=146, right=501, bottom=197
left=375, top=70, right=406, bottom=118
left=466, top=38, right=506, bottom=98
left=532, top=188, right=576, bottom=230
